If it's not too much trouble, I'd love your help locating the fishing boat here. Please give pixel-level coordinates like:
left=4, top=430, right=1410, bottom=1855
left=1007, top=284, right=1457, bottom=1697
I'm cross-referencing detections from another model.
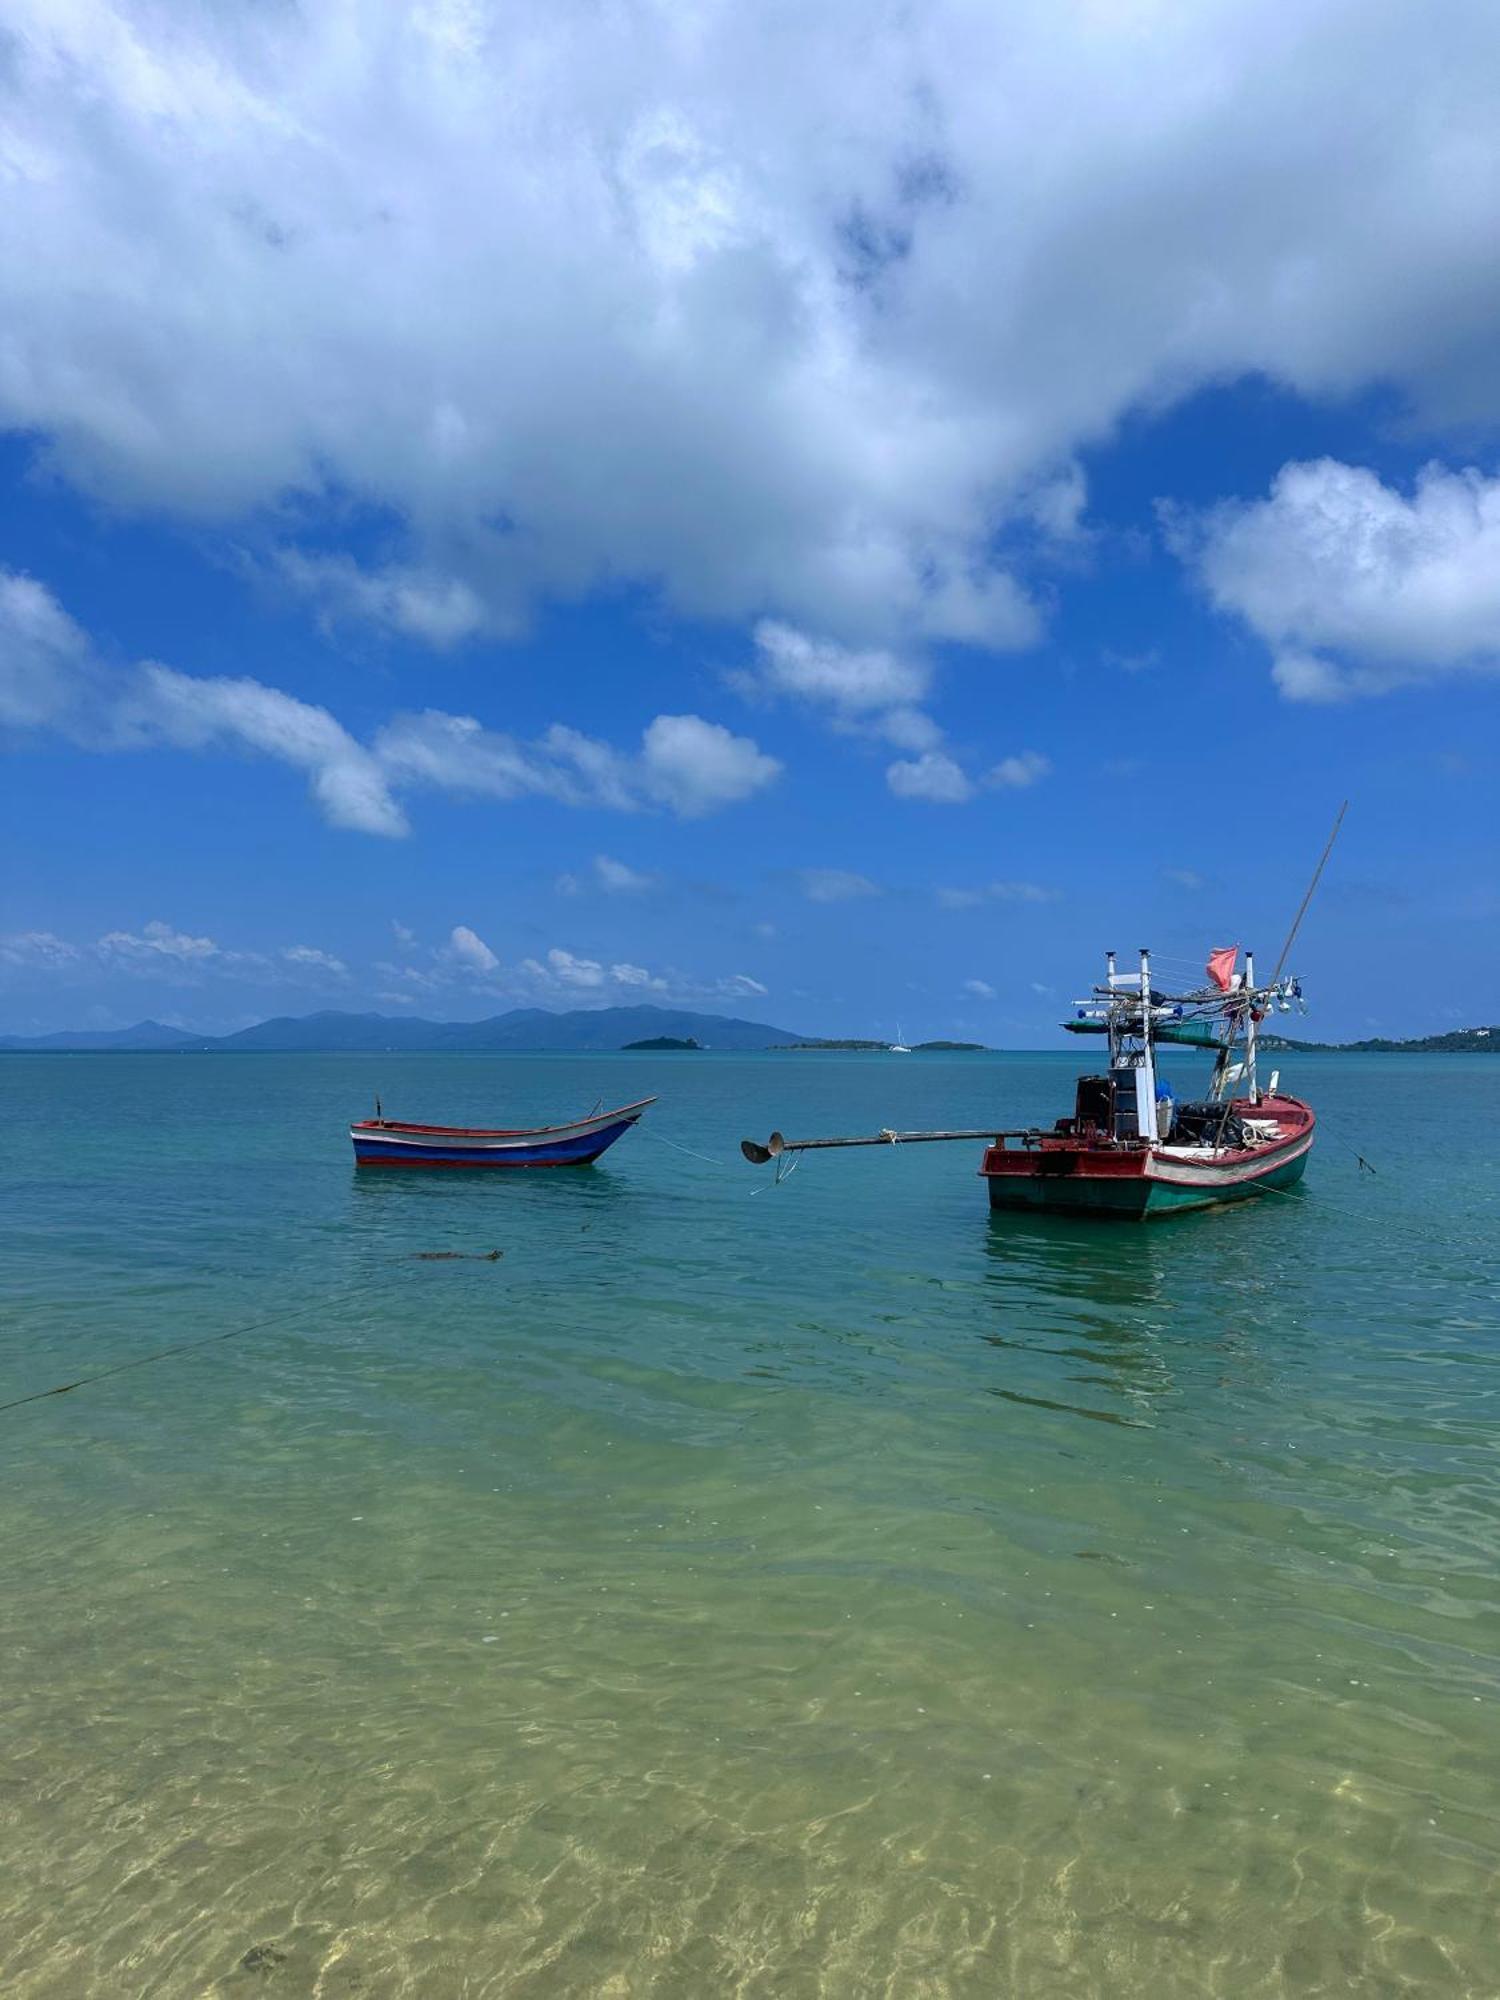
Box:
left=350, top=1097, right=656, bottom=1169
left=741, top=808, right=1342, bottom=1219
left=978, top=944, right=1313, bottom=1216
left=742, top=948, right=1313, bottom=1219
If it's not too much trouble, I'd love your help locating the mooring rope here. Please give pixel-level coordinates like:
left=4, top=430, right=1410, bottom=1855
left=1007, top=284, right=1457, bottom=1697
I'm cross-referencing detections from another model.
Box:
left=639, top=1129, right=743, bottom=1173
left=0, top=1276, right=388, bottom=1417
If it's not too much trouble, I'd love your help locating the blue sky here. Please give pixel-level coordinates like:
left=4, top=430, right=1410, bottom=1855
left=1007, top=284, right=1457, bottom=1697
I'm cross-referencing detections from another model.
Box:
left=2, top=2, right=1497, bottom=1042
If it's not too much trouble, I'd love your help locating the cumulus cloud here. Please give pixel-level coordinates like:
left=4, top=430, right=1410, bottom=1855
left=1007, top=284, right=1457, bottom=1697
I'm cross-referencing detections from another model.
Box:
left=744, top=621, right=941, bottom=749
left=2, top=569, right=777, bottom=829
left=6, top=4, right=1498, bottom=656
left=520, top=947, right=607, bottom=991
left=798, top=869, right=881, bottom=903
left=375, top=709, right=777, bottom=818
left=638, top=715, right=781, bottom=816
left=886, top=750, right=974, bottom=803
left=446, top=925, right=500, bottom=974
left=962, top=978, right=997, bottom=1000
left=1176, top=458, right=1500, bottom=700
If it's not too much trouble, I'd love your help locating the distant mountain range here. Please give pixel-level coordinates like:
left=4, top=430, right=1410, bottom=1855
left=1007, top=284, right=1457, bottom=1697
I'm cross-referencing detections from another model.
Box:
left=5, top=1010, right=1492, bottom=1056
left=0, top=1005, right=807, bottom=1054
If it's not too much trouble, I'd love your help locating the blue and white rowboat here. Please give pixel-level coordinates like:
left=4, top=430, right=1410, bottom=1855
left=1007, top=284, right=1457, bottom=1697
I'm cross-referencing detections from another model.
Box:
left=350, top=1097, right=656, bottom=1169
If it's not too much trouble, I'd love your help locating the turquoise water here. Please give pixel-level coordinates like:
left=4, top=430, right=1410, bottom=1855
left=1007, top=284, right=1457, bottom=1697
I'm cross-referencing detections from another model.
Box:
left=2, top=1051, right=1498, bottom=1997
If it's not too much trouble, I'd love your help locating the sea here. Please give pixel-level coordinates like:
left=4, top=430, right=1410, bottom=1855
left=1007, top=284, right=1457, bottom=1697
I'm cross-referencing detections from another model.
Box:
left=1, top=1050, right=1497, bottom=1998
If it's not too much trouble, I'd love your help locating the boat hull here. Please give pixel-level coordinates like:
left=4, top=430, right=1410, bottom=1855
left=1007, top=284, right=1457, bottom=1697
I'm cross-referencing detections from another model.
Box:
left=350, top=1099, right=654, bottom=1170
left=980, top=1095, right=1314, bottom=1219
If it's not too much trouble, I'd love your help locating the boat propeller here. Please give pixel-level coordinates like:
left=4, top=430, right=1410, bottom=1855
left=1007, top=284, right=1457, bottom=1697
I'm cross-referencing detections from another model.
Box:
left=739, top=1132, right=785, bottom=1165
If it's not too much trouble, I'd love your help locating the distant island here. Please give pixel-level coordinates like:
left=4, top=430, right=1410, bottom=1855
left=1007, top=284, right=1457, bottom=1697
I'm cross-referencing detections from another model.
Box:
left=0, top=1005, right=804, bottom=1055
left=772, top=1038, right=990, bottom=1053
left=621, top=1035, right=702, bottom=1051
left=1258, top=1026, right=1497, bottom=1054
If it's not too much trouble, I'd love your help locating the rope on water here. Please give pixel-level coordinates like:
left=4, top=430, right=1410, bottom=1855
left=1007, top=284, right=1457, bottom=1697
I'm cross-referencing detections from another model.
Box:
left=0, top=1275, right=387, bottom=1418
left=638, top=1126, right=802, bottom=1194
left=639, top=1129, right=743, bottom=1172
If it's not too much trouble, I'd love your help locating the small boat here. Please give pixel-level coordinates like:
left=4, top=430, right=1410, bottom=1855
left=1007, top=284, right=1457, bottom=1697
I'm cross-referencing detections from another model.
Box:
left=350, top=1097, right=656, bottom=1169
left=889, top=1024, right=912, bottom=1053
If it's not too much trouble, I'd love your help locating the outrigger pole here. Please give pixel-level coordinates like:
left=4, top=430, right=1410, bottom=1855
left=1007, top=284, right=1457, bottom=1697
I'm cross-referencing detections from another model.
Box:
left=1269, top=799, right=1347, bottom=989
left=741, top=1125, right=1028, bottom=1165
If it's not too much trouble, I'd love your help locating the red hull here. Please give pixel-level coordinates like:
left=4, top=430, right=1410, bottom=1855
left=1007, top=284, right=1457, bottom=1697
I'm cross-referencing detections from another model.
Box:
left=981, top=1094, right=1315, bottom=1217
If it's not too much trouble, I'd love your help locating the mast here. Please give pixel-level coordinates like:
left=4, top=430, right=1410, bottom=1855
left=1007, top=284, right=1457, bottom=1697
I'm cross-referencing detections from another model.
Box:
left=1243, top=949, right=1258, bottom=1103
left=1139, top=946, right=1158, bottom=1141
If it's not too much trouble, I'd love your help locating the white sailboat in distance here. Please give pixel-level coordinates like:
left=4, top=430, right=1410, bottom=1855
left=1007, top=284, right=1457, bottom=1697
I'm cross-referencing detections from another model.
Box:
left=889, top=1024, right=912, bottom=1053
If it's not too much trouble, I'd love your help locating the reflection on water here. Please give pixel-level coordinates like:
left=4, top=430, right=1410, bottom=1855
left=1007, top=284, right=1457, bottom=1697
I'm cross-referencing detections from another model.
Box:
left=1, top=1051, right=1498, bottom=1996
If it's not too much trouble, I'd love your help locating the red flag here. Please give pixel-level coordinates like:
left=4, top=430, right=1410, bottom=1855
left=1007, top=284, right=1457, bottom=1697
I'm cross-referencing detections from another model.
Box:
left=1206, top=944, right=1238, bottom=991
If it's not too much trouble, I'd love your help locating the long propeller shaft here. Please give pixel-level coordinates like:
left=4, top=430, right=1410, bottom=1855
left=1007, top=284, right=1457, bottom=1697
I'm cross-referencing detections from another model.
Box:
left=741, top=1125, right=1022, bottom=1164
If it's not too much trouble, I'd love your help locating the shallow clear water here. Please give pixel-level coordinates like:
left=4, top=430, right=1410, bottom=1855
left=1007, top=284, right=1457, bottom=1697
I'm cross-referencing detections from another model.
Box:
left=1, top=1050, right=1497, bottom=1997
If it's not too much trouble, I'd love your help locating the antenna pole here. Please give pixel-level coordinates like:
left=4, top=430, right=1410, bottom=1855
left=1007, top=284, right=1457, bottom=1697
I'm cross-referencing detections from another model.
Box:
left=1269, top=802, right=1347, bottom=987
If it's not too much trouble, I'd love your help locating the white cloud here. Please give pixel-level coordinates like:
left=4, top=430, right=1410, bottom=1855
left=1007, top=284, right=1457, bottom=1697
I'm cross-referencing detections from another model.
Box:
left=276, top=552, right=489, bottom=646
left=8, top=5, right=1496, bottom=655
left=0, top=570, right=104, bottom=733
left=372, top=711, right=610, bottom=809
left=962, top=978, right=997, bottom=1000
left=2, top=569, right=777, bottom=830
left=609, top=960, right=668, bottom=991
left=638, top=715, right=781, bottom=817
left=799, top=869, right=881, bottom=903
left=446, top=924, right=499, bottom=974
left=594, top=855, right=655, bottom=894
left=745, top=621, right=943, bottom=747
left=751, top=622, right=926, bottom=715
left=987, top=751, right=1051, bottom=790
left=391, top=921, right=418, bottom=951
left=134, top=665, right=408, bottom=836
left=510, top=948, right=769, bottom=1006
left=282, top=945, right=347, bottom=976
left=1177, top=459, right=1500, bottom=700
left=1164, top=868, right=1206, bottom=891
left=98, top=920, right=223, bottom=964
left=1, top=916, right=769, bottom=1015
left=376, top=708, right=777, bottom=819
left=886, top=750, right=973, bottom=803
left=1, top=567, right=409, bottom=835
left=522, top=947, right=606, bottom=990
left=937, top=880, right=1056, bottom=908
left=0, top=930, right=82, bottom=969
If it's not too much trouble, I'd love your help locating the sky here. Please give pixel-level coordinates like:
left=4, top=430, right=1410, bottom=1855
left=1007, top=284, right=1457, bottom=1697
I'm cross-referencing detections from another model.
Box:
left=1, top=0, right=1497, bottom=1044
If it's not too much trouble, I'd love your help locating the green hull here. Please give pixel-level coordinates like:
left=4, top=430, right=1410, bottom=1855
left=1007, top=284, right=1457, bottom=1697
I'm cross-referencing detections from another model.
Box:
left=985, top=1144, right=1310, bottom=1220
